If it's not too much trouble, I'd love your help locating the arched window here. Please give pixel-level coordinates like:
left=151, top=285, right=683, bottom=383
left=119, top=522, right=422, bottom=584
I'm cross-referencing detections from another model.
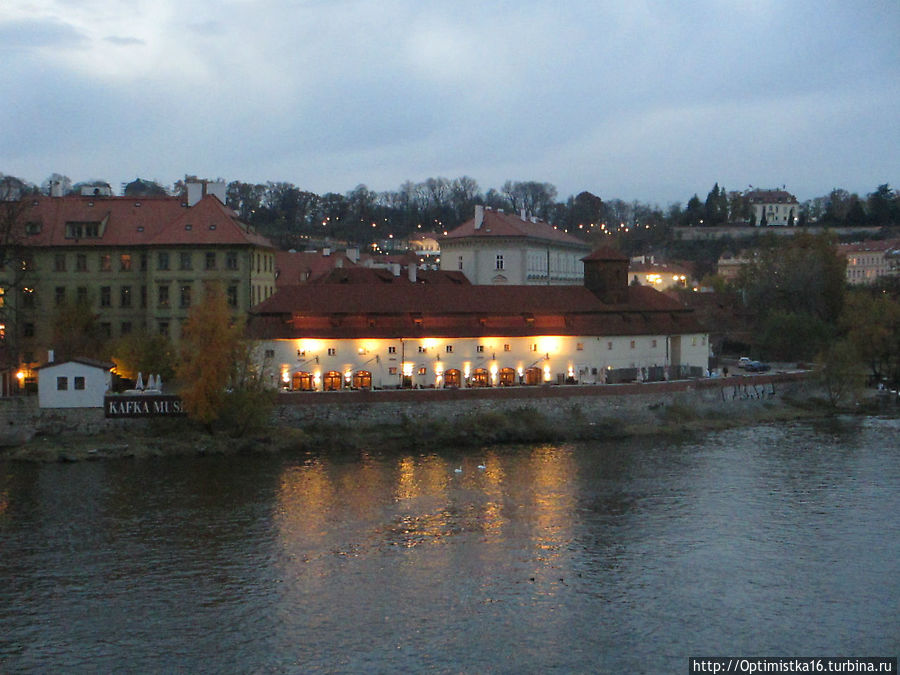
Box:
left=352, top=370, right=372, bottom=389
left=499, top=367, right=516, bottom=386
left=292, top=371, right=313, bottom=391
left=323, top=371, right=342, bottom=391
left=444, top=369, right=461, bottom=388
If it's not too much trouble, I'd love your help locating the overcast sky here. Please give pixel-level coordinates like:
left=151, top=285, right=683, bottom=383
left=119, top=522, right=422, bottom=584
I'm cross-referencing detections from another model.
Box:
left=2, top=0, right=898, bottom=205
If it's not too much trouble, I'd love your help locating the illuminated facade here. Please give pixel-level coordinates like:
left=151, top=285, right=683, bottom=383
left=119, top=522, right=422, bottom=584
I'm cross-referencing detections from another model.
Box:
left=250, top=248, right=710, bottom=390
left=838, top=239, right=900, bottom=285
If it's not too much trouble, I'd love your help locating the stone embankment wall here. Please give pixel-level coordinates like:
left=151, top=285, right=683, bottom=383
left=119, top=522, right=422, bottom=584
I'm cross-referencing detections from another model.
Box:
left=271, top=372, right=815, bottom=429
left=1, top=372, right=816, bottom=444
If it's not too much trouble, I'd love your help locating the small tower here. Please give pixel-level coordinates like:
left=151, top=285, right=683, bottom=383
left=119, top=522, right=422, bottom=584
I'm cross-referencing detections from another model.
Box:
left=582, top=247, right=629, bottom=304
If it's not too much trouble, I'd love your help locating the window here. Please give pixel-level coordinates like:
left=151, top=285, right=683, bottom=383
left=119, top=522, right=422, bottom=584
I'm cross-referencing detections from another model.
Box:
left=226, top=285, right=238, bottom=308
left=140, top=286, right=147, bottom=308
left=100, top=323, right=111, bottom=338
left=652, top=339, right=657, bottom=348
left=530, top=344, right=538, bottom=352
left=120, top=254, right=132, bottom=271
left=445, top=345, right=453, bottom=353
left=458, top=255, right=463, bottom=270
left=77, top=287, right=88, bottom=304
left=100, top=254, right=112, bottom=271
left=418, top=367, right=427, bottom=375
left=388, top=367, right=398, bottom=375
left=327, top=348, right=336, bottom=356
left=226, top=252, right=238, bottom=270
left=158, top=285, right=170, bottom=308
left=76, top=254, right=88, bottom=272
left=576, top=343, right=584, bottom=351
left=158, top=321, right=169, bottom=337
left=24, top=323, right=35, bottom=337
left=264, top=349, right=275, bottom=359
left=54, top=254, right=66, bottom=272
left=180, top=285, right=192, bottom=308
left=121, top=322, right=132, bottom=335
left=476, top=345, right=484, bottom=353
left=140, top=253, right=148, bottom=271
left=418, top=346, right=426, bottom=353
left=120, top=286, right=132, bottom=308
left=180, top=252, right=192, bottom=270
left=388, top=346, right=397, bottom=354
left=496, top=254, right=504, bottom=270
left=74, top=376, right=85, bottom=390
left=504, top=344, right=511, bottom=351
left=607, top=341, right=613, bottom=350
left=205, top=252, right=216, bottom=270
left=158, top=252, right=170, bottom=270
left=64, top=222, right=100, bottom=238
left=55, top=287, right=65, bottom=306
left=100, top=286, right=111, bottom=307
left=57, top=376, right=68, bottom=391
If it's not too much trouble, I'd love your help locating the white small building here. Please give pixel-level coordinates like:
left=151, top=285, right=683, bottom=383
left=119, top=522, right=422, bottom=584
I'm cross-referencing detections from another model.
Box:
left=37, top=358, right=115, bottom=408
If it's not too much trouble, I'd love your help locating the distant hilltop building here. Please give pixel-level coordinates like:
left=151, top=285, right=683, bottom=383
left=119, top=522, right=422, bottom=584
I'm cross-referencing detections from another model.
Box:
left=440, top=205, right=590, bottom=285
left=747, top=188, right=799, bottom=227
left=838, top=238, right=900, bottom=285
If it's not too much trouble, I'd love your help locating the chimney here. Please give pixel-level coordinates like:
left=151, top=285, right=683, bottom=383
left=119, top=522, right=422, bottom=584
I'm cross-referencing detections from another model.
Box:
left=391, top=263, right=401, bottom=276
left=345, top=247, right=359, bottom=263
left=335, top=258, right=343, bottom=268
left=408, top=264, right=417, bottom=283
left=322, top=247, right=331, bottom=257
left=50, top=181, right=63, bottom=198
left=48, top=349, right=55, bottom=363
left=474, top=205, right=484, bottom=230
left=206, top=181, right=227, bottom=204
left=520, top=209, right=526, bottom=221
left=187, top=182, right=203, bottom=206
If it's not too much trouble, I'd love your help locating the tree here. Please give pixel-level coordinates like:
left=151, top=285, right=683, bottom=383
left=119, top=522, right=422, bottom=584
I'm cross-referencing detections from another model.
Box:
left=176, top=284, right=246, bottom=430
left=841, top=290, right=900, bottom=385
left=51, top=298, right=109, bottom=362
left=501, top=180, right=558, bottom=220
left=111, top=330, right=176, bottom=383
left=816, top=339, right=865, bottom=408
left=866, top=184, right=897, bottom=226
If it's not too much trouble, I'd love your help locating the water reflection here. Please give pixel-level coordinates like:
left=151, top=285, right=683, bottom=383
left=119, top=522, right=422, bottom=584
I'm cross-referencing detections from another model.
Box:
left=1, top=419, right=898, bottom=672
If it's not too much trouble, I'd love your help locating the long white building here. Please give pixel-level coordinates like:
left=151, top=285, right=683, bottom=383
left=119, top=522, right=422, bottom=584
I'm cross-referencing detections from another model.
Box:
left=249, top=248, right=710, bottom=391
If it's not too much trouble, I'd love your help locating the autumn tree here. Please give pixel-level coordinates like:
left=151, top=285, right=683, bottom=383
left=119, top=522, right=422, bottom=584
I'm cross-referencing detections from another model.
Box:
left=51, top=298, right=109, bottom=362
left=111, top=330, right=176, bottom=383
left=841, top=290, right=900, bottom=386
left=176, top=283, right=246, bottom=430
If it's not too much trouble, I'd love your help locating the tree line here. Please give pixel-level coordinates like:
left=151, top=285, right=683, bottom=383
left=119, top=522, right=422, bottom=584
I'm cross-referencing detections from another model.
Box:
left=4, top=173, right=897, bottom=251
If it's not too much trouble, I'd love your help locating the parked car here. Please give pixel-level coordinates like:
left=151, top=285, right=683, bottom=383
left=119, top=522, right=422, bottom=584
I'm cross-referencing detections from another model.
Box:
left=745, top=361, right=771, bottom=372
left=738, top=357, right=752, bottom=369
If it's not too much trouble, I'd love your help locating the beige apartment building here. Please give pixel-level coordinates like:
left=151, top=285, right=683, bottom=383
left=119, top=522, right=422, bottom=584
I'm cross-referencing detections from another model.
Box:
left=5, top=188, right=275, bottom=388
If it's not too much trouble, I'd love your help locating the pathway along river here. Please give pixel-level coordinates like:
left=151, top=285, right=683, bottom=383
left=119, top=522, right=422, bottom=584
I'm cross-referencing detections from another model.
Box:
left=1, top=418, right=898, bottom=672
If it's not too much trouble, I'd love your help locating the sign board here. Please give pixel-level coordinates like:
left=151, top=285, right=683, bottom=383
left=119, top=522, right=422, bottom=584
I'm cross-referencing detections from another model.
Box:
left=105, top=395, right=186, bottom=418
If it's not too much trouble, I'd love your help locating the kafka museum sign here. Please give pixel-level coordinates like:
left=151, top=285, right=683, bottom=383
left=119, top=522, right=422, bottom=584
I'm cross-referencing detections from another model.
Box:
left=105, top=395, right=186, bottom=418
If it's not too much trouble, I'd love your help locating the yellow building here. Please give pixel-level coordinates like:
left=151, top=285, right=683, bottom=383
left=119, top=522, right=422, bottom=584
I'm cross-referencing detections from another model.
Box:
left=6, top=188, right=275, bottom=383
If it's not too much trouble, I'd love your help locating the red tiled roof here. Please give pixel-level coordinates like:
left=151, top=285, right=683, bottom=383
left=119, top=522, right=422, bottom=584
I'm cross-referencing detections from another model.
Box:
left=583, top=246, right=628, bottom=261
left=248, top=282, right=703, bottom=339
left=20, top=194, right=273, bottom=249
left=746, top=189, right=798, bottom=204
left=442, top=209, right=589, bottom=248
left=837, top=238, right=900, bottom=254
left=275, top=250, right=359, bottom=286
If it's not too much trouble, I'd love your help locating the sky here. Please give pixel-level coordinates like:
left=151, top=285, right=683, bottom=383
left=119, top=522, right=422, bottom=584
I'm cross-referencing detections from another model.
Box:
left=2, top=0, right=898, bottom=205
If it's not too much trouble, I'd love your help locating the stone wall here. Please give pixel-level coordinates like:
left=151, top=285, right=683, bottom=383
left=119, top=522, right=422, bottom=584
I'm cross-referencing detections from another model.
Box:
left=4, top=372, right=817, bottom=444
left=271, top=373, right=815, bottom=429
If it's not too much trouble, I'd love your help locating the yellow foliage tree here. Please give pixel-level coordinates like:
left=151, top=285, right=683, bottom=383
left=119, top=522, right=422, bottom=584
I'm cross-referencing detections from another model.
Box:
left=175, top=283, right=245, bottom=429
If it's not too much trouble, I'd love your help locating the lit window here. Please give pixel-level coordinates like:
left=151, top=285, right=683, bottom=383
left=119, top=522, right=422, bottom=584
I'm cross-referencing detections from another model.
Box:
left=504, top=344, right=511, bottom=351
left=576, top=343, right=584, bottom=351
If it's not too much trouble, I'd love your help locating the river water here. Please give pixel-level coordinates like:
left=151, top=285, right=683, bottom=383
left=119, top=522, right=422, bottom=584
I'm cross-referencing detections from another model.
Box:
left=1, top=418, right=898, bottom=673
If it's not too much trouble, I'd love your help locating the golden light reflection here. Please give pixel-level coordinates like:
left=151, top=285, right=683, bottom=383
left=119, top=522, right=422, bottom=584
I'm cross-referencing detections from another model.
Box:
left=536, top=336, right=561, bottom=354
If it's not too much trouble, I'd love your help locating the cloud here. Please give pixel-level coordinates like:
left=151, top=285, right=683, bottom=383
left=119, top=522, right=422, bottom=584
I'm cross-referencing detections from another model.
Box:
left=103, top=35, right=146, bottom=46
left=0, top=17, right=87, bottom=50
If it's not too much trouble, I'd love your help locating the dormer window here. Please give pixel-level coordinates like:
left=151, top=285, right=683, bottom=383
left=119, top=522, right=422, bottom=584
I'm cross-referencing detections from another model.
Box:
left=65, top=221, right=101, bottom=239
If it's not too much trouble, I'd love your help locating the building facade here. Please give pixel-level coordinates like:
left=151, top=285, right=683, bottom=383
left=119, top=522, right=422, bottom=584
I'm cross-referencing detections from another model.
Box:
left=747, top=189, right=799, bottom=227
left=838, top=239, right=900, bottom=285
left=439, top=206, right=591, bottom=285
left=5, top=189, right=276, bottom=382
left=249, top=249, right=709, bottom=391
left=37, top=358, right=114, bottom=408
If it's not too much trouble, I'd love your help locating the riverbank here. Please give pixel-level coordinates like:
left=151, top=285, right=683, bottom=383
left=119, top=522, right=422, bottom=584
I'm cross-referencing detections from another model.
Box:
left=2, top=383, right=889, bottom=463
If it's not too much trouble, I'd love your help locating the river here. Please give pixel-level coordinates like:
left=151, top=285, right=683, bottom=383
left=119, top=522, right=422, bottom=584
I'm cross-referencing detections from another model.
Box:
left=1, top=417, right=898, bottom=673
